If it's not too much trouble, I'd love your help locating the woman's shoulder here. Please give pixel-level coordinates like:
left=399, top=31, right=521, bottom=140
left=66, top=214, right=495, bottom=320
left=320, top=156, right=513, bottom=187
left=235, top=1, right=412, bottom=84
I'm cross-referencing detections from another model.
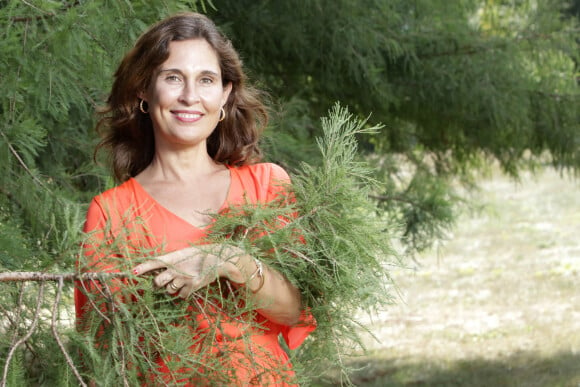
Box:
left=228, top=163, right=291, bottom=203
left=234, top=162, right=290, bottom=182
left=84, top=179, right=142, bottom=232
left=90, top=178, right=140, bottom=208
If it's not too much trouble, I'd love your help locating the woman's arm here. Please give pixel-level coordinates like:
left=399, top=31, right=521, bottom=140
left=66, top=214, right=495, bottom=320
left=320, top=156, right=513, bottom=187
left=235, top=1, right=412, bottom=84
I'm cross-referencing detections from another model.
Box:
left=132, top=245, right=302, bottom=326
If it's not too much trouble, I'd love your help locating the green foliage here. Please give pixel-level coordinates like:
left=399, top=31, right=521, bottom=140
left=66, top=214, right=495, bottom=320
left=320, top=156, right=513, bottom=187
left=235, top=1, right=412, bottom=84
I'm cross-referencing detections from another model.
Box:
left=0, top=0, right=214, bottom=274
left=215, top=104, right=402, bottom=381
left=1, top=348, right=25, bottom=387
left=211, top=0, right=579, bottom=251
left=286, top=105, right=400, bottom=382
left=212, top=0, right=579, bottom=172
left=0, top=280, right=76, bottom=386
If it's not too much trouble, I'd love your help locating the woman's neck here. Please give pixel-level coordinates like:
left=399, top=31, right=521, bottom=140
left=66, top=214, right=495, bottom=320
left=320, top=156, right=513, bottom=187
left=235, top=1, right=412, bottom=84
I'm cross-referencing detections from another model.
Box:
left=137, top=147, right=224, bottom=184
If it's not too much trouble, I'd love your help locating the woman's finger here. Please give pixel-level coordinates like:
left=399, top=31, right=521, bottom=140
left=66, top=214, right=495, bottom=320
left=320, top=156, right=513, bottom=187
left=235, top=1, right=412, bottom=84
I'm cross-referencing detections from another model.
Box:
left=167, top=279, right=182, bottom=294
left=132, top=257, right=169, bottom=276
left=153, top=270, right=175, bottom=288
left=133, top=249, right=186, bottom=276
left=178, top=282, right=194, bottom=298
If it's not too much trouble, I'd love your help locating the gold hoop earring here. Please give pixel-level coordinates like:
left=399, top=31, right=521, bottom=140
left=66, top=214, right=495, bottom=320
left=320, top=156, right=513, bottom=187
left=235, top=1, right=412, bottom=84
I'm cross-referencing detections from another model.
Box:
left=218, top=107, right=226, bottom=122
left=139, top=100, right=148, bottom=114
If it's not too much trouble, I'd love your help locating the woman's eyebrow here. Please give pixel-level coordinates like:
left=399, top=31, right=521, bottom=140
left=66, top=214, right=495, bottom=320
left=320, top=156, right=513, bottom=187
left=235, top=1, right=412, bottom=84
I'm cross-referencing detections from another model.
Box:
left=158, top=68, right=183, bottom=74
left=199, top=70, right=220, bottom=77
left=158, top=68, right=220, bottom=77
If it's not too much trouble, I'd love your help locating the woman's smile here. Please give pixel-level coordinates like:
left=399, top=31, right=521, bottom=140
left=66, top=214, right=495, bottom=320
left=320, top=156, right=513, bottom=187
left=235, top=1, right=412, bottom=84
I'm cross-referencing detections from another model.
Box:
left=172, top=110, right=203, bottom=123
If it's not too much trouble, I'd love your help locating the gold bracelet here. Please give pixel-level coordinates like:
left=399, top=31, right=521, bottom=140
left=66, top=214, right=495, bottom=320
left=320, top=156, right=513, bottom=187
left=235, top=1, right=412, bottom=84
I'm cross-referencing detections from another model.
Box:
left=246, top=259, right=261, bottom=282
left=250, top=258, right=265, bottom=294
left=232, top=257, right=264, bottom=293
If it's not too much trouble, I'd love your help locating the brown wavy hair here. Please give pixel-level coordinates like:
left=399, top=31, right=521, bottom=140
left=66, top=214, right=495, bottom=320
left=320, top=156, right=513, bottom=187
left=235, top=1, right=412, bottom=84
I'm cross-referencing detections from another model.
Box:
left=95, top=12, right=267, bottom=182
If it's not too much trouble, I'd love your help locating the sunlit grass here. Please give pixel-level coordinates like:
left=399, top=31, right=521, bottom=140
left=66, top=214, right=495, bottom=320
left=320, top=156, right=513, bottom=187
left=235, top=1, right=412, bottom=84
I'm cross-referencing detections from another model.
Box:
left=315, top=167, right=580, bottom=386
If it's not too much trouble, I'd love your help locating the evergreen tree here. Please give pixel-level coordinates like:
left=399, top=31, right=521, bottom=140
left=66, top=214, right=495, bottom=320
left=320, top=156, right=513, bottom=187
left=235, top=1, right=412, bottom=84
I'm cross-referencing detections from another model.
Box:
left=209, top=0, right=579, bottom=251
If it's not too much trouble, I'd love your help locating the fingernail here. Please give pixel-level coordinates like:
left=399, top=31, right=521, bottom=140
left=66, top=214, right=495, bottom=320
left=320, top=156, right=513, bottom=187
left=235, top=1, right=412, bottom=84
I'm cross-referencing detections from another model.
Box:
left=132, top=268, right=139, bottom=275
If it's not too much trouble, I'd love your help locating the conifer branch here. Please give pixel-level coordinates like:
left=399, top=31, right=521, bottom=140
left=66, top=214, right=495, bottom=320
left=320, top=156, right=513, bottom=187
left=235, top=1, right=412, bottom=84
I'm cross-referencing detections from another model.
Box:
left=369, top=193, right=443, bottom=216
left=10, top=15, right=50, bottom=23
left=50, top=277, right=87, bottom=387
left=416, top=30, right=579, bottom=60
left=0, top=272, right=127, bottom=282
left=369, top=193, right=420, bottom=206
left=0, top=187, right=12, bottom=201
left=10, top=1, right=81, bottom=23
left=1, top=283, right=45, bottom=387
left=2, top=10, right=52, bottom=193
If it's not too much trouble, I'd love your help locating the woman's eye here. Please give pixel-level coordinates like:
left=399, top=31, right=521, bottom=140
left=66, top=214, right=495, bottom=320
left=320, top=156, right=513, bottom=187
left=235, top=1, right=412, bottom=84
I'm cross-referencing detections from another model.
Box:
left=166, top=75, right=182, bottom=82
left=200, top=77, right=214, bottom=85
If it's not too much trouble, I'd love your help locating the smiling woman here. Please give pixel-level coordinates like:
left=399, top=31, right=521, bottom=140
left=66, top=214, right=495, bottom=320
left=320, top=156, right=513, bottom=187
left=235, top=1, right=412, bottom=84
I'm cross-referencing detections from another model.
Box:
left=140, top=39, right=232, bottom=151
left=75, top=12, right=315, bottom=386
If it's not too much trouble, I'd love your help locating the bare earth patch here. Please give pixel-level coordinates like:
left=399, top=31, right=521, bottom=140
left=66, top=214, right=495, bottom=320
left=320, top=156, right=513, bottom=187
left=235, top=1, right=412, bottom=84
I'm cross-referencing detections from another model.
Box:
left=329, top=168, right=580, bottom=386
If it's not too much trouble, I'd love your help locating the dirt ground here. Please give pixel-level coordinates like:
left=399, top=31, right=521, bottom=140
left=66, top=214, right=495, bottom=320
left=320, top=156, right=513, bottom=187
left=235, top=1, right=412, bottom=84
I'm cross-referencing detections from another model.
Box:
left=350, top=167, right=580, bottom=386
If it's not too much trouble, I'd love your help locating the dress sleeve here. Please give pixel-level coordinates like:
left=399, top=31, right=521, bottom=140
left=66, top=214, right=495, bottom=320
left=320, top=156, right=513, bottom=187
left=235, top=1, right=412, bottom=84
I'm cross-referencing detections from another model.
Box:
left=280, top=310, right=317, bottom=350
left=264, top=163, right=293, bottom=201
left=75, top=196, right=127, bottom=326
left=74, top=197, right=108, bottom=324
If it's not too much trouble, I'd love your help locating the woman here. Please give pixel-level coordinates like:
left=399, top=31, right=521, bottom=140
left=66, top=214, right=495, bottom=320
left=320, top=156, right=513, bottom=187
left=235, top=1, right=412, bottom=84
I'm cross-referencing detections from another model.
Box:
left=75, top=12, right=315, bottom=386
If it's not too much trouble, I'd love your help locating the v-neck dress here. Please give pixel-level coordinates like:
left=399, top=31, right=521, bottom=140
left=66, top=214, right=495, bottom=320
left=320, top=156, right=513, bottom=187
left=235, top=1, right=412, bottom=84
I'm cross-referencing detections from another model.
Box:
left=74, top=163, right=316, bottom=386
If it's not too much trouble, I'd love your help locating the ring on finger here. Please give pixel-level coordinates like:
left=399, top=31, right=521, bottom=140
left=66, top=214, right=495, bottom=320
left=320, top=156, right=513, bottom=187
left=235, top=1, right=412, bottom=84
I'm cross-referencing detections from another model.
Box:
left=169, top=281, right=179, bottom=290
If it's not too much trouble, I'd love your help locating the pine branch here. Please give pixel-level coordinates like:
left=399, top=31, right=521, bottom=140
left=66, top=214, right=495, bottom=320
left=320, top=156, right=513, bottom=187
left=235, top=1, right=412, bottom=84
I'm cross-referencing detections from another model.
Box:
left=1, top=283, right=44, bottom=387
left=416, top=30, right=580, bottom=60
left=2, top=15, right=52, bottom=193
left=0, top=272, right=126, bottom=282
left=370, top=193, right=425, bottom=207
left=9, top=1, right=81, bottom=23
left=50, top=277, right=87, bottom=387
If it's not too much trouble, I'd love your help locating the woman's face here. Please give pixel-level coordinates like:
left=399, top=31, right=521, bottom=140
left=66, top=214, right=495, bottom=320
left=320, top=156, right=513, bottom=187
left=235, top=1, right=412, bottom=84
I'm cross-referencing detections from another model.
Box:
left=141, top=39, right=232, bottom=152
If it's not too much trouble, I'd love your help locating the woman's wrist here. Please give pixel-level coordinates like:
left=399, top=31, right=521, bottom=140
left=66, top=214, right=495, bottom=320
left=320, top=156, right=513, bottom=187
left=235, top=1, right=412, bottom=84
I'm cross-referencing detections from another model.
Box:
left=246, top=258, right=265, bottom=293
left=224, top=254, right=265, bottom=292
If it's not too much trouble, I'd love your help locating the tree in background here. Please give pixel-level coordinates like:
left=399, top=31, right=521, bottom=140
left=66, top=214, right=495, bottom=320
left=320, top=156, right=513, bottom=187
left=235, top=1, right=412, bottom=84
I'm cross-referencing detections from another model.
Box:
left=210, top=0, right=579, bottom=252
left=0, top=0, right=578, bottom=385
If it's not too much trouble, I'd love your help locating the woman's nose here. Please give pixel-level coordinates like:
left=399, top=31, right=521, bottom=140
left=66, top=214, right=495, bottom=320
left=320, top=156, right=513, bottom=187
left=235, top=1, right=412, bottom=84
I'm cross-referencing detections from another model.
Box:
left=178, top=83, right=199, bottom=105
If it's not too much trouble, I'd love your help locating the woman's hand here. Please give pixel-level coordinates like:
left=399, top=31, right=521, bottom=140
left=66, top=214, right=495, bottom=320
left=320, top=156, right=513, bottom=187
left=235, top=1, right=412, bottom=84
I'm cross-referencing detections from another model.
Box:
left=131, top=245, right=303, bottom=326
left=131, top=245, right=242, bottom=298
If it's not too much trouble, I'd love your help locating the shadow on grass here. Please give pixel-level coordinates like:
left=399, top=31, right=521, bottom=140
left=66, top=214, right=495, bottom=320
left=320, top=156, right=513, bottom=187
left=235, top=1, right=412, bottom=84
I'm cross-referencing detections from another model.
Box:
left=314, top=350, right=580, bottom=387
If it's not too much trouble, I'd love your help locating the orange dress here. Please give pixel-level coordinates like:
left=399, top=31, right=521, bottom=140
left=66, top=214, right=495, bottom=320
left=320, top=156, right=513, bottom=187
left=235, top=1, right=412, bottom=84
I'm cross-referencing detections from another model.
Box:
left=75, top=163, right=316, bottom=386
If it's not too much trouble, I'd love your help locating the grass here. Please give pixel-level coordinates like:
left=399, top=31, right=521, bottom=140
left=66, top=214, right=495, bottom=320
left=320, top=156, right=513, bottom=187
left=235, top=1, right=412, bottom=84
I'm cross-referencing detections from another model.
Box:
left=316, top=167, right=580, bottom=386
left=332, top=350, right=580, bottom=386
